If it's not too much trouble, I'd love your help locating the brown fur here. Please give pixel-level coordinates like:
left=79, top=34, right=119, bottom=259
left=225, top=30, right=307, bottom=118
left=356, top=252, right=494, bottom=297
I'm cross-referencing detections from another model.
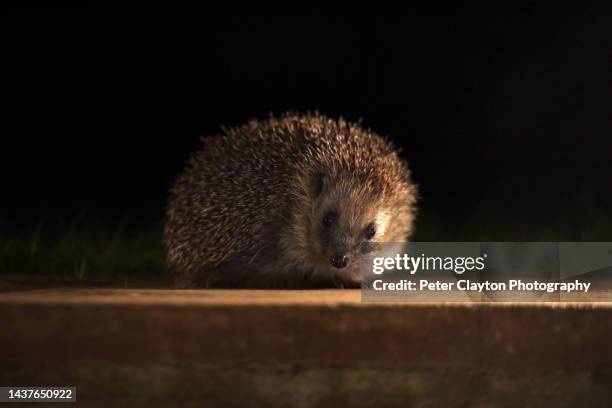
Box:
left=163, top=113, right=417, bottom=288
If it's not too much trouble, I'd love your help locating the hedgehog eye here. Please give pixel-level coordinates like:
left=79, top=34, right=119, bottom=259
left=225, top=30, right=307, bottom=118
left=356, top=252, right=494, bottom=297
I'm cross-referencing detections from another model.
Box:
left=322, top=211, right=337, bottom=227
left=364, top=223, right=376, bottom=240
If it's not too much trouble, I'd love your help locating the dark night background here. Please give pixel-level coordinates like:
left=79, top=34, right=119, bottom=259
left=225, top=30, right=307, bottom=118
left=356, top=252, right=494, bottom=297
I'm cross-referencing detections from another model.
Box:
left=1, top=12, right=611, bottom=240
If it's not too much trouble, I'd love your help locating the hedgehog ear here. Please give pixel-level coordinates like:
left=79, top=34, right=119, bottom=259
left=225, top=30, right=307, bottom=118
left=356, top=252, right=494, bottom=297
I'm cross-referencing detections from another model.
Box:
left=312, top=172, right=326, bottom=197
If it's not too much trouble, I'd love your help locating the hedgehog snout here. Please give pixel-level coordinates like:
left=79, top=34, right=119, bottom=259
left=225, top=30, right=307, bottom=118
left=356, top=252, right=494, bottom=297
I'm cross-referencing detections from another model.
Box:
left=330, top=253, right=349, bottom=269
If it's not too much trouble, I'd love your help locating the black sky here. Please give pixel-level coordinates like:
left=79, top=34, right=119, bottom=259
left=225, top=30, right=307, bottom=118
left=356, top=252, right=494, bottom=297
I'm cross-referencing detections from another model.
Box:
left=1, top=12, right=611, bottom=235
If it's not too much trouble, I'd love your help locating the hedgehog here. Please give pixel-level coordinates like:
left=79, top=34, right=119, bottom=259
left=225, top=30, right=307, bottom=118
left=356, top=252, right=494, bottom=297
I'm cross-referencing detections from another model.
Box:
left=163, top=113, right=417, bottom=288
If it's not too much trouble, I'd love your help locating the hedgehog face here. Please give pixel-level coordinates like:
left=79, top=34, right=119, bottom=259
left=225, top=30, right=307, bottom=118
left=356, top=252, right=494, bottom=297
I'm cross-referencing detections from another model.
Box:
left=306, top=172, right=391, bottom=282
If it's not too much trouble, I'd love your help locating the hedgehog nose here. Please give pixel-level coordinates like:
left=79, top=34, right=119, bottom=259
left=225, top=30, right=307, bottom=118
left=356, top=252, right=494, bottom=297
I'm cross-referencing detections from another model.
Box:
left=330, top=253, right=349, bottom=269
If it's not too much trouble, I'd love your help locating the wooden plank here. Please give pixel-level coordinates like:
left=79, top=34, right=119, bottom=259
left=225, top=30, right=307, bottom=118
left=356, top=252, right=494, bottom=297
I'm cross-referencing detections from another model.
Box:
left=1, top=289, right=612, bottom=406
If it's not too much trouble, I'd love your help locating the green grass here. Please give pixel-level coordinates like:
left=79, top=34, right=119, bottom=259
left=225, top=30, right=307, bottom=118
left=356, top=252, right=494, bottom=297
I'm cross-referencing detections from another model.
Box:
left=1, top=205, right=609, bottom=286
left=0, top=214, right=166, bottom=285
